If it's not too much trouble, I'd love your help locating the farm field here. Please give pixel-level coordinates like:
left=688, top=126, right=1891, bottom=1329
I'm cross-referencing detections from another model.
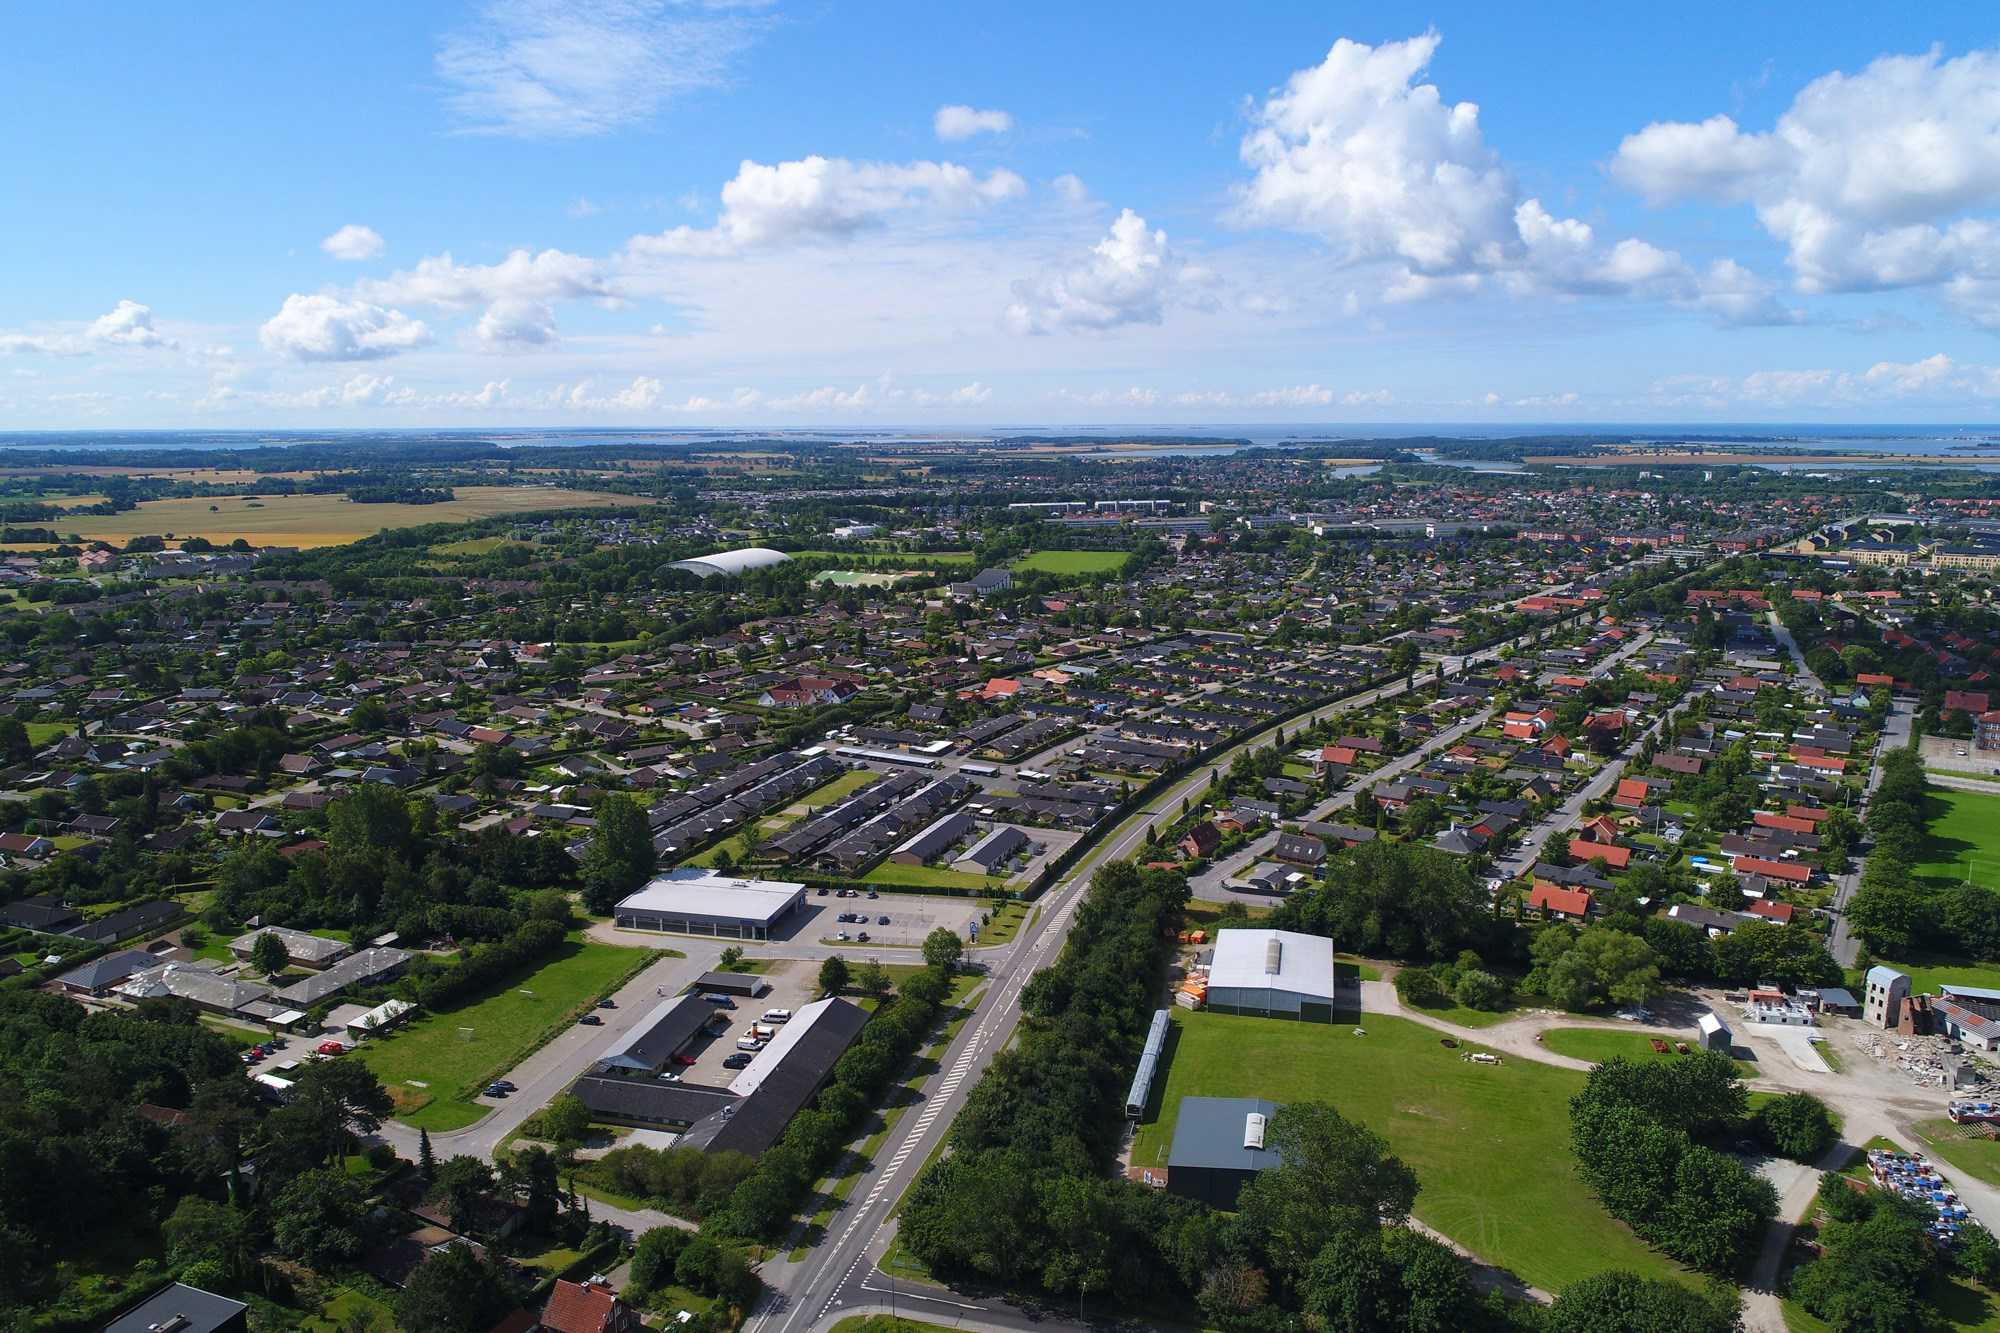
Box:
left=352, top=935, right=657, bottom=1131
left=1011, top=549, right=1130, bottom=576
left=1131, top=1009, right=1688, bottom=1292
left=47, top=486, right=644, bottom=548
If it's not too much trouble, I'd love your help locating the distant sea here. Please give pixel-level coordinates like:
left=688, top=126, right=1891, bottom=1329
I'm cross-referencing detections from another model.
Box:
left=0, top=423, right=1996, bottom=459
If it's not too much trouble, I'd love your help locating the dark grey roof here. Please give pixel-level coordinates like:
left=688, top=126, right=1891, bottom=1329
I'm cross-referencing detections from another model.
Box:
left=63, top=900, right=183, bottom=944
left=594, top=995, right=714, bottom=1073
left=1169, top=1096, right=1284, bottom=1174
left=55, top=948, right=159, bottom=991
left=103, top=1281, right=248, bottom=1333
left=570, top=1074, right=738, bottom=1126
left=679, top=997, right=868, bottom=1156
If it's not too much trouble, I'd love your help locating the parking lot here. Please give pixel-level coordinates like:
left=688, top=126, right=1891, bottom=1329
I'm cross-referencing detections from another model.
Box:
left=1920, top=733, right=1998, bottom=777
left=667, top=958, right=821, bottom=1089
left=809, top=888, right=989, bottom=948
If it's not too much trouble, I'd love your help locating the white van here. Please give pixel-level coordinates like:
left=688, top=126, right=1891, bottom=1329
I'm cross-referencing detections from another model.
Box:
left=736, top=1036, right=766, bottom=1052
left=761, top=1008, right=792, bottom=1024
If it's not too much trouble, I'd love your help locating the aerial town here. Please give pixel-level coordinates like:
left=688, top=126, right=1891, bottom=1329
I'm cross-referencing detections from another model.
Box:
left=1, top=434, right=1997, bottom=1333
left=16, top=6, right=2000, bottom=1332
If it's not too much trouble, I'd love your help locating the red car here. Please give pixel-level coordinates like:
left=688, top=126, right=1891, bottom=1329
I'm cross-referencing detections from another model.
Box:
left=316, top=1040, right=346, bottom=1056
left=671, top=1053, right=697, bottom=1066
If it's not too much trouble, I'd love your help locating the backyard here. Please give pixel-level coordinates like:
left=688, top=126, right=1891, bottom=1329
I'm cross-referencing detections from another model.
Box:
left=353, top=935, right=659, bottom=1131
left=1539, top=1026, right=1759, bottom=1079
left=1130, top=1009, right=1688, bottom=1292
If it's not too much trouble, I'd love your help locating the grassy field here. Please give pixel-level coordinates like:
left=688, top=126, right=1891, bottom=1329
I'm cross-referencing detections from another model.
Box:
left=431, top=535, right=535, bottom=557
left=864, top=861, right=1012, bottom=891
left=24, top=720, right=69, bottom=747
left=1917, top=789, right=2000, bottom=891
left=49, top=486, right=643, bottom=549
left=1870, top=952, right=2000, bottom=997
left=1011, top=549, right=1131, bottom=576
left=794, top=769, right=881, bottom=811
left=1917, top=1118, right=2000, bottom=1189
left=353, top=935, right=657, bottom=1130
left=1539, top=1026, right=1758, bottom=1079
left=1131, top=1009, right=1686, bottom=1292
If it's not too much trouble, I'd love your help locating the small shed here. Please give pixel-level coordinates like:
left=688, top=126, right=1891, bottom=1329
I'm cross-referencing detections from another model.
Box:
left=694, top=970, right=771, bottom=998
left=1696, top=1012, right=1732, bottom=1053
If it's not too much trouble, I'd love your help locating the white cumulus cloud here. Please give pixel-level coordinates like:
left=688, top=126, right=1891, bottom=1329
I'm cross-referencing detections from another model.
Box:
left=1611, top=46, right=2000, bottom=324
left=934, top=104, right=1013, bottom=141
left=629, top=156, right=1026, bottom=256
left=1232, top=31, right=1773, bottom=319
left=86, top=300, right=174, bottom=348
left=321, top=224, right=386, bottom=261
left=259, top=294, right=434, bottom=362
left=1005, top=209, right=1181, bottom=334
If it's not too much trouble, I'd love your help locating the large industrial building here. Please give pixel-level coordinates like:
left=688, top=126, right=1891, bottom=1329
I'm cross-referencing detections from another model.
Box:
left=1204, top=928, right=1339, bottom=1022
left=568, top=996, right=869, bottom=1158
left=1166, top=1096, right=1284, bottom=1208
left=668, top=547, right=792, bottom=579
left=613, top=869, right=806, bottom=940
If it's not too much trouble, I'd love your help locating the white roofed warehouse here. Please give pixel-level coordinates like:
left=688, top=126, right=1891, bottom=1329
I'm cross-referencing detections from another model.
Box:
left=614, top=868, right=805, bottom=940
left=1205, top=928, right=1338, bottom=1022
left=669, top=546, right=791, bottom=579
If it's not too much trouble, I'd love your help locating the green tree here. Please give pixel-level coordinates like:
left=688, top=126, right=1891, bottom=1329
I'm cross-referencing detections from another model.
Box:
left=1235, top=1103, right=1419, bottom=1272
left=418, top=1127, right=435, bottom=1181
left=394, top=1241, right=522, bottom=1333
left=430, top=1155, right=496, bottom=1235
left=581, top=792, right=655, bottom=914
left=538, top=1094, right=592, bottom=1146
left=161, top=1197, right=256, bottom=1282
left=1755, top=1092, right=1837, bottom=1162
left=629, top=1226, right=691, bottom=1295
left=922, top=926, right=964, bottom=974
left=248, top=930, right=289, bottom=975
left=1544, top=1270, right=1740, bottom=1333
left=271, top=1167, right=368, bottom=1269
left=818, top=955, right=850, bottom=996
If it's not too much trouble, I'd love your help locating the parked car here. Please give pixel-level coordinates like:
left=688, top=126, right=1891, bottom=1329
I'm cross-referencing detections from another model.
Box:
left=878, top=914, right=891, bottom=925
left=485, top=1083, right=509, bottom=1097
left=762, top=1008, right=792, bottom=1024
left=736, top=1036, right=766, bottom=1052
left=578, top=1014, right=603, bottom=1026
left=671, top=1053, right=697, bottom=1066
left=817, top=887, right=829, bottom=897
left=866, top=889, right=879, bottom=899
left=722, top=1052, right=754, bottom=1069
left=702, top=994, right=735, bottom=1008
left=316, top=1040, right=345, bottom=1055
left=857, top=931, right=871, bottom=943
left=836, top=931, right=850, bottom=941
left=659, top=1071, right=682, bottom=1083
left=492, top=1080, right=515, bottom=1092
left=596, top=998, right=616, bottom=1009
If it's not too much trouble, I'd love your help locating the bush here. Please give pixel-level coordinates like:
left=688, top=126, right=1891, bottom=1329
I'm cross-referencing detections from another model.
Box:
left=1754, top=1092, right=1837, bottom=1162
left=1394, top=965, right=1447, bottom=1008
left=1452, top=968, right=1510, bottom=1011
left=365, top=1142, right=399, bottom=1171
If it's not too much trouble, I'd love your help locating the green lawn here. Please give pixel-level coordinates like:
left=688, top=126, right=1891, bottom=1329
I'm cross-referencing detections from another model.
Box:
left=795, top=768, right=882, bottom=810
left=353, top=935, right=658, bottom=1130
left=1011, top=549, right=1131, bottom=576
left=1402, top=995, right=1518, bottom=1028
left=864, top=861, right=1013, bottom=891
left=973, top=900, right=1030, bottom=946
left=1870, top=952, right=2000, bottom=998
left=24, top=720, right=69, bottom=747
left=1132, top=1010, right=1686, bottom=1292
left=1917, top=789, right=2000, bottom=891
left=1916, top=1118, right=2000, bottom=1190
left=1539, top=1027, right=1758, bottom=1079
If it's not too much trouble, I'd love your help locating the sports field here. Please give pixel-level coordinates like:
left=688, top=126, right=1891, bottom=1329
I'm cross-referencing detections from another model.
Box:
left=1917, top=789, right=2000, bottom=891
left=1132, top=1009, right=1685, bottom=1292
left=352, top=936, right=657, bottom=1131
left=1010, top=549, right=1130, bottom=576
left=46, top=486, right=644, bottom=549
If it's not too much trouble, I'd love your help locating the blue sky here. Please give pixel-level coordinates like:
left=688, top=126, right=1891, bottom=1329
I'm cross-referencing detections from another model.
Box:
left=5, top=2, right=2000, bottom=427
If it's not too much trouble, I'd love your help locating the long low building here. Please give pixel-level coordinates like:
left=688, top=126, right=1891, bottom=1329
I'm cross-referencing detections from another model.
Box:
left=613, top=870, right=806, bottom=940
left=570, top=996, right=870, bottom=1156
left=593, top=994, right=720, bottom=1075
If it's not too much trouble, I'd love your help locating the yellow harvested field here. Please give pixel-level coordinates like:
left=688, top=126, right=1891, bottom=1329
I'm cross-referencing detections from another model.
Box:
left=47, top=486, right=648, bottom=548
